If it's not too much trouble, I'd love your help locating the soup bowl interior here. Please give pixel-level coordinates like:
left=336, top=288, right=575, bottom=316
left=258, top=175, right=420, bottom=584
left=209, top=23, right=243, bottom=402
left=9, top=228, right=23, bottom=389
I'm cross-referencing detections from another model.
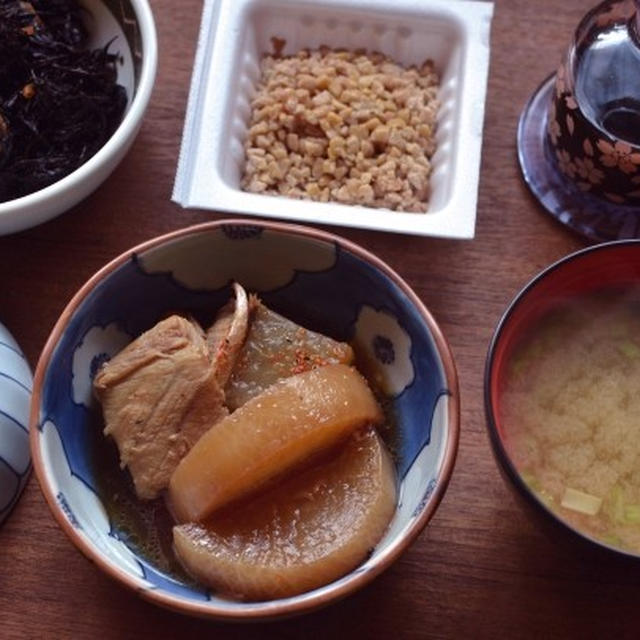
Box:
left=30, top=220, right=459, bottom=620
left=486, top=240, right=640, bottom=556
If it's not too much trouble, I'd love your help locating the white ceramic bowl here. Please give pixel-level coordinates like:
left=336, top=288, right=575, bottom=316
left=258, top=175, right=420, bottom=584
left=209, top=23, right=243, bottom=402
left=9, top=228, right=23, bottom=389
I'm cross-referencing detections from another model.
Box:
left=174, top=0, right=493, bottom=238
left=0, top=0, right=157, bottom=235
left=30, top=219, right=460, bottom=620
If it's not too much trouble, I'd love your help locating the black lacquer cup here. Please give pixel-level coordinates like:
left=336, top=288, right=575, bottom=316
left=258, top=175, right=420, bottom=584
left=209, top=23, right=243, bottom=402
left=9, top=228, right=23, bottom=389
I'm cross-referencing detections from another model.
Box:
left=547, top=0, right=640, bottom=206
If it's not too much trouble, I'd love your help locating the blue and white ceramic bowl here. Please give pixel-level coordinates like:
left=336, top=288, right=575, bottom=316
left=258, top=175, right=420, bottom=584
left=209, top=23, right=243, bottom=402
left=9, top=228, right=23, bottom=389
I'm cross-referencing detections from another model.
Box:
left=30, top=220, right=459, bottom=620
left=0, top=322, right=33, bottom=525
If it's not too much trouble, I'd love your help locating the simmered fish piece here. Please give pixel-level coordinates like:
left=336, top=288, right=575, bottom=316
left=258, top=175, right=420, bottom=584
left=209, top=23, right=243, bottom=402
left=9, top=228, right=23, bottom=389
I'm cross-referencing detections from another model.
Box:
left=225, top=302, right=354, bottom=410
left=206, top=283, right=253, bottom=388
left=93, top=315, right=227, bottom=500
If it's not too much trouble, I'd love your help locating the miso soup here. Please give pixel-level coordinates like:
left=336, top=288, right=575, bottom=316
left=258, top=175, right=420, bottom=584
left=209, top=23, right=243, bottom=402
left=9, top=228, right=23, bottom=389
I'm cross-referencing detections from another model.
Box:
left=501, top=286, right=640, bottom=552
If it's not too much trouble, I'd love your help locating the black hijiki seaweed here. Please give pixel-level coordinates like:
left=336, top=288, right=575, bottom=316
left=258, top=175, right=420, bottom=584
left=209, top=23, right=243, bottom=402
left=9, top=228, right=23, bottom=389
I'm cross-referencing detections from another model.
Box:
left=0, top=0, right=127, bottom=202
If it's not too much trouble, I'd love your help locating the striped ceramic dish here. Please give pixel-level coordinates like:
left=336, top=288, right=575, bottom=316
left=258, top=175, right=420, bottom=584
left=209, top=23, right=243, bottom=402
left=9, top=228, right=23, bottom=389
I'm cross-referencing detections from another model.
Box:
left=0, top=322, right=32, bottom=524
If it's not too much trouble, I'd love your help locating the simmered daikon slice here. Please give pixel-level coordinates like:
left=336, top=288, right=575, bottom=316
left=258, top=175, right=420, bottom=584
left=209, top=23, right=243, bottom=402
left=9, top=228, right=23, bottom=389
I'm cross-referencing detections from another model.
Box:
left=168, top=364, right=382, bottom=522
left=225, top=302, right=353, bottom=410
left=173, top=427, right=396, bottom=600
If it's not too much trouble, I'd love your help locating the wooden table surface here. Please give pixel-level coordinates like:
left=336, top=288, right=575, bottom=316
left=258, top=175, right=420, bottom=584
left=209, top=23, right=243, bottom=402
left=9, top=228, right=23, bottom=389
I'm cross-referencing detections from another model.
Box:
left=3, top=0, right=637, bottom=638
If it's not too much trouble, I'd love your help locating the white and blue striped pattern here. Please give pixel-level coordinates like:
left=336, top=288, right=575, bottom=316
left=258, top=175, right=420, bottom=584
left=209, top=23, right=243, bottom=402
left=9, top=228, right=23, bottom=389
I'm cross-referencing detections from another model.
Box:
left=0, top=322, right=33, bottom=525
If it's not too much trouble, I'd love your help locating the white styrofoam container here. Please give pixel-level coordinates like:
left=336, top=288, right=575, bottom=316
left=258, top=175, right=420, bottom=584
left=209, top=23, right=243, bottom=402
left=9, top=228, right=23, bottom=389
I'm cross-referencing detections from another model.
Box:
left=173, top=0, right=493, bottom=238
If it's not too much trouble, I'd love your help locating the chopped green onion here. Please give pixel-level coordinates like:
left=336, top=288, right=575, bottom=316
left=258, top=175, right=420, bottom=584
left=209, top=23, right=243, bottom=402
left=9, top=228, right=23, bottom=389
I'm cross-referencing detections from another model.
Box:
left=561, top=487, right=602, bottom=516
left=521, top=471, right=541, bottom=492
left=538, top=489, right=554, bottom=506
left=625, top=505, right=640, bottom=523
left=602, top=534, right=622, bottom=547
left=607, top=485, right=626, bottom=524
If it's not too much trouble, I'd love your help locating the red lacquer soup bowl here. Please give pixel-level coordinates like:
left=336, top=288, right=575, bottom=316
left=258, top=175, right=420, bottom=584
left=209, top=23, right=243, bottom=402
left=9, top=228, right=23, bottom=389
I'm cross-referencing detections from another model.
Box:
left=485, top=240, right=640, bottom=558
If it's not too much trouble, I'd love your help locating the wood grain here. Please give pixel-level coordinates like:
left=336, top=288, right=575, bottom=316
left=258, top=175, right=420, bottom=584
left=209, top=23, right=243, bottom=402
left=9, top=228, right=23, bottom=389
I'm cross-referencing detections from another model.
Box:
left=1, top=1, right=636, bottom=638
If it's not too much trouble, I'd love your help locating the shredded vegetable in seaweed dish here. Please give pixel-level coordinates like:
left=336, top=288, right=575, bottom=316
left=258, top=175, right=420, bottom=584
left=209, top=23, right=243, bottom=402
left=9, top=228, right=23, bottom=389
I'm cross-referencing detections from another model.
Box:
left=0, top=0, right=127, bottom=202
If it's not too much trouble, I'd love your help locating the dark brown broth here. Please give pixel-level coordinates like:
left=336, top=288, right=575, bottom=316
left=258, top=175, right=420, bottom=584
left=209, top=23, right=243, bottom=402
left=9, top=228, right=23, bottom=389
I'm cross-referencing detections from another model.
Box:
left=87, top=411, right=192, bottom=583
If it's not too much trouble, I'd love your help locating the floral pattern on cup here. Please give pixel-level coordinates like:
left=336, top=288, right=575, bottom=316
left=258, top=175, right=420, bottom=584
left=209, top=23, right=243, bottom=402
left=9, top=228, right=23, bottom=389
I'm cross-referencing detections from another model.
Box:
left=574, top=156, right=604, bottom=191
left=548, top=59, right=640, bottom=204
left=597, top=140, right=640, bottom=174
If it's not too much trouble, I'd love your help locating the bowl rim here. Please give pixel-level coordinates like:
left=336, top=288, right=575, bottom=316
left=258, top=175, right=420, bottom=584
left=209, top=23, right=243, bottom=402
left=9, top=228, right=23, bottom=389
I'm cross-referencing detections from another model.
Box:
left=484, top=238, right=640, bottom=559
left=29, top=218, right=460, bottom=620
left=0, top=0, right=158, bottom=225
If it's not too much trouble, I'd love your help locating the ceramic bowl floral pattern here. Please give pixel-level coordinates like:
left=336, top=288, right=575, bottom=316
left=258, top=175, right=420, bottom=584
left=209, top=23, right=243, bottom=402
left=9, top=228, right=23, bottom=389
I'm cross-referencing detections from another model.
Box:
left=30, top=220, right=459, bottom=621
